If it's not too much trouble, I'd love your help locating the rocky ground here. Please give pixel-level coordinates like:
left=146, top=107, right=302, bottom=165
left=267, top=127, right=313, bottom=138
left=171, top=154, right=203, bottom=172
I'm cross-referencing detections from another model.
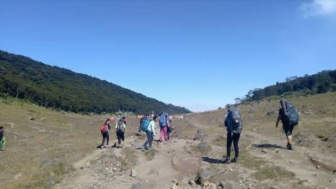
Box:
left=55, top=93, right=336, bottom=189
left=55, top=111, right=336, bottom=189
left=2, top=93, right=336, bottom=189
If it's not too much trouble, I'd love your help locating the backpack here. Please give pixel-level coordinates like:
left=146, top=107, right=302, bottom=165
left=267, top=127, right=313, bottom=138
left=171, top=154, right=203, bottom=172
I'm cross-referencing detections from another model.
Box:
left=227, top=109, right=243, bottom=133
left=140, top=116, right=147, bottom=126
left=282, top=102, right=299, bottom=126
left=116, top=121, right=126, bottom=133
left=140, top=118, right=151, bottom=132
left=100, top=125, right=108, bottom=134
left=159, top=112, right=168, bottom=128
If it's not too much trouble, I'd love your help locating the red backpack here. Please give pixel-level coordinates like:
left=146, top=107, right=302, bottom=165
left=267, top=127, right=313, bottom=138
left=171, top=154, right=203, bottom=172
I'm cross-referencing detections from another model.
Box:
left=100, top=125, right=108, bottom=134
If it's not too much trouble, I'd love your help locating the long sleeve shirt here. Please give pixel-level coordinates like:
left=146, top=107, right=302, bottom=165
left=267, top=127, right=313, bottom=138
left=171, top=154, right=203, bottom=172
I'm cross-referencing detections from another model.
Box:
left=148, top=121, right=156, bottom=136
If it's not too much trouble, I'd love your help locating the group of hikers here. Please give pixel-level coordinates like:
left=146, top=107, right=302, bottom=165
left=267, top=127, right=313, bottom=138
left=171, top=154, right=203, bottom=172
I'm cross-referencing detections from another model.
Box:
left=99, top=99, right=299, bottom=164
left=139, top=112, right=173, bottom=151
left=99, top=112, right=173, bottom=151
left=99, top=116, right=127, bottom=148
left=223, top=98, right=299, bottom=163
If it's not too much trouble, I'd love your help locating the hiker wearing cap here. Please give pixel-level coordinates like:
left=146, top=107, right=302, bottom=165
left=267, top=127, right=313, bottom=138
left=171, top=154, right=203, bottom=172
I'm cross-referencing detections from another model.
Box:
left=276, top=99, right=299, bottom=150
left=101, top=118, right=111, bottom=148
left=223, top=105, right=243, bottom=163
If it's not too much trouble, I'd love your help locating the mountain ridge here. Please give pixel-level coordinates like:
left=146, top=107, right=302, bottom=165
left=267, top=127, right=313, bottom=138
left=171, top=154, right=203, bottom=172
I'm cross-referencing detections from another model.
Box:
left=0, top=50, right=191, bottom=114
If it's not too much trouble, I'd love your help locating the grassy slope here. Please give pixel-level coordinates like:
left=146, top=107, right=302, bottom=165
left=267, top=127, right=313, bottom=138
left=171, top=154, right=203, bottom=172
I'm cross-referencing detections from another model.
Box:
left=1, top=92, right=335, bottom=188
left=178, top=92, right=336, bottom=149
left=170, top=92, right=336, bottom=186
left=0, top=98, right=141, bottom=189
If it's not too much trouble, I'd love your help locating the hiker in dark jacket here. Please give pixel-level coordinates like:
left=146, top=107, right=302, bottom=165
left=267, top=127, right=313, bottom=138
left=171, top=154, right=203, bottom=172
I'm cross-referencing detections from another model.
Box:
left=101, top=118, right=111, bottom=148
left=276, top=99, right=298, bottom=150
left=223, top=105, right=243, bottom=163
left=0, top=126, right=5, bottom=151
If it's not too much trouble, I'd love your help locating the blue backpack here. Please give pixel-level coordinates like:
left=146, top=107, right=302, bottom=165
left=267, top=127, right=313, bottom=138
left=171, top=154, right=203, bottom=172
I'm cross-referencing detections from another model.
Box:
left=140, top=118, right=151, bottom=132
left=159, top=112, right=168, bottom=128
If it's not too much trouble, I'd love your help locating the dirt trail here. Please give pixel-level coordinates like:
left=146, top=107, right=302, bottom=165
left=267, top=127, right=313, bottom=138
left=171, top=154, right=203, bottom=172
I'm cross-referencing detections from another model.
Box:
left=54, top=134, right=201, bottom=189
left=55, top=117, right=336, bottom=189
left=246, top=131, right=336, bottom=188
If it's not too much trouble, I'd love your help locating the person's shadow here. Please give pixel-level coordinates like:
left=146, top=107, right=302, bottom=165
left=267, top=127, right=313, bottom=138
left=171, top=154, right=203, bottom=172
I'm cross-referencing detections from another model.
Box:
left=202, top=157, right=223, bottom=164
left=252, top=143, right=284, bottom=149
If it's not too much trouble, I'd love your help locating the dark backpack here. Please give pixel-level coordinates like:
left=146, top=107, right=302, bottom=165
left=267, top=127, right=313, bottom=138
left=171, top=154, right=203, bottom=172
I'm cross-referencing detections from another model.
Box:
left=116, top=121, right=126, bottom=133
left=282, top=102, right=299, bottom=126
left=159, top=112, right=168, bottom=128
left=227, top=109, right=243, bottom=133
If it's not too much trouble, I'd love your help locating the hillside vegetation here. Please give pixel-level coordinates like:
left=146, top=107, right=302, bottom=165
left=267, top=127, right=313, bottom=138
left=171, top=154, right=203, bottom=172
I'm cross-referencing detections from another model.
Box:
left=238, top=70, right=336, bottom=103
left=0, top=50, right=190, bottom=114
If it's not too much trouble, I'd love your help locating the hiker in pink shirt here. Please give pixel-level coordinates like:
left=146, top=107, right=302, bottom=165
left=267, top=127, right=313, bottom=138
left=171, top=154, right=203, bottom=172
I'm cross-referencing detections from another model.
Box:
left=159, top=112, right=169, bottom=142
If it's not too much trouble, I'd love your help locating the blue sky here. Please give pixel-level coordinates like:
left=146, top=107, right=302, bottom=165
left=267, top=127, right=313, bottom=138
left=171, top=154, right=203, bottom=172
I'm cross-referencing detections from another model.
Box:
left=1, top=0, right=336, bottom=112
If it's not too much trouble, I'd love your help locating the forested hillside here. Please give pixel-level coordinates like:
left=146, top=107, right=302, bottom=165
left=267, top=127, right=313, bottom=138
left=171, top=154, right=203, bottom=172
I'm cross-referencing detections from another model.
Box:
left=238, top=70, right=336, bottom=103
left=0, top=50, right=190, bottom=114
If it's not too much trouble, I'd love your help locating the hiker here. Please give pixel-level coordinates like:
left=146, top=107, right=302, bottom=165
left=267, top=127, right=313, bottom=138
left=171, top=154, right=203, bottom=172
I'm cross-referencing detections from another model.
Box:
left=167, top=116, right=173, bottom=140
left=223, top=105, right=243, bottom=163
left=0, top=126, right=5, bottom=151
left=100, top=118, right=111, bottom=148
left=276, top=99, right=299, bottom=150
left=116, top=117, right=126, bottom=147
left=141, top=115, right=158, bottom=151
left=159, top=112, right=169, bottom=142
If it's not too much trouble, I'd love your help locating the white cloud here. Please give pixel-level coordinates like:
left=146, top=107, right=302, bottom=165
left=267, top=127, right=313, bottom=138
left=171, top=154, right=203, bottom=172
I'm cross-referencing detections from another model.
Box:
left=302, top=0, right=336, bottom=18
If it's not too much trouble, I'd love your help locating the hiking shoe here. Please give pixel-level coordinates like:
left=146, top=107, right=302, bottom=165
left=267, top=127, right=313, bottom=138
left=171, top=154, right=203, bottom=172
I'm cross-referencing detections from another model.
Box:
left=141, top=146, right=146, bottom=152
left=223, top=156, right=230, bottom=164
left=286, top=143, right=290, bottom=148
left=287, top=144, right=293, bottom=150
left=231, top=157, right=238, bottom=163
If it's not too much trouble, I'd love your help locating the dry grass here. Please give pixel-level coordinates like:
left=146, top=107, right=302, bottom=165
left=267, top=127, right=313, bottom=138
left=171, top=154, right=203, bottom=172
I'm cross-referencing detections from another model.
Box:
left=120, top=147, right=138, bottom=171
left=0, top=98, right=138, bottom=189
left=252, top=166, right=295, bottom=181
left=1, top=92, right=335, bottom=188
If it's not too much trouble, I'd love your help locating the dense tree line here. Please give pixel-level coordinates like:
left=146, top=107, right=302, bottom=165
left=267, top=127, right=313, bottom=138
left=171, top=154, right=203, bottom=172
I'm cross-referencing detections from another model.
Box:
left=239, top=70, right=336, bottom=103
left=0, top=50, right=191, bottom=114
